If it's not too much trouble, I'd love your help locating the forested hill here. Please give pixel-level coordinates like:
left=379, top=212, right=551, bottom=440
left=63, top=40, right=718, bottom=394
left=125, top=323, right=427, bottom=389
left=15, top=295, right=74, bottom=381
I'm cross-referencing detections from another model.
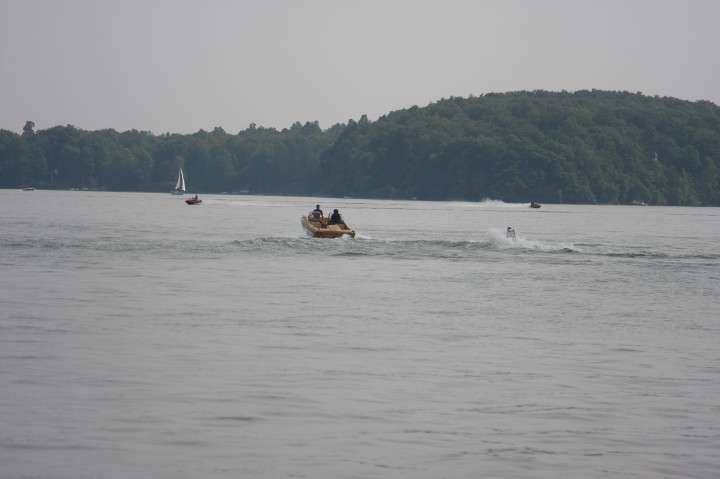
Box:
left=2, top=90, right=720, bottom=205
left=322, top=91, right=720, bottom=205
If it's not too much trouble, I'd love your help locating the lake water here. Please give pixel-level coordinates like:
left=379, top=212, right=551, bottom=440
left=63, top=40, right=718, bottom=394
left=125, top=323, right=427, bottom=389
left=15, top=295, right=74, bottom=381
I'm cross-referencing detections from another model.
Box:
left=1, top=189, right=719, bottom=479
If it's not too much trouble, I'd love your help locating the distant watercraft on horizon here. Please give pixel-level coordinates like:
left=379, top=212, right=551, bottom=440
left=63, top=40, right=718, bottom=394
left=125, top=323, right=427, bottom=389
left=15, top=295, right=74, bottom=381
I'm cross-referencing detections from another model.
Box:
left=171, top=168, right=186, bottom=195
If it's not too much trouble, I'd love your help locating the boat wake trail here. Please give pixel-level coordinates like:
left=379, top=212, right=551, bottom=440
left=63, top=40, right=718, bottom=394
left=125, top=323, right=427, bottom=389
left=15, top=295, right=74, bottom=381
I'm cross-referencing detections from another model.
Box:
left=486, top=228, right=577, bottom=253
left=447, top=198, right=533, bottom=209
left=224, top=232, right=720, bottom=263
left=484, top=228, right=720, bottom=260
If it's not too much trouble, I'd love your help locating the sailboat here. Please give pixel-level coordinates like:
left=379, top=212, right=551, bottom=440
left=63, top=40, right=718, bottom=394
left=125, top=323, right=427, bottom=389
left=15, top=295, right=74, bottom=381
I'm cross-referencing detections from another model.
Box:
left=171, top=168, right=186, bottom=195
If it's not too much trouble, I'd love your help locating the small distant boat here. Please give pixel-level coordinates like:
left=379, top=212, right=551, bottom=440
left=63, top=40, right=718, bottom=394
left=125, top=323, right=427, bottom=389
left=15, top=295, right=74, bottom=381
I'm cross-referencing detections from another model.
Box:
left=301, top=212, right=355, bottom=238
left=171, top=168, right=186, bottom=195
left=21, top=187, right=36, bottom=191
left=631, top=200, right=648, bottom=206
left=530, top=202, right=541, bottom=208
left=185, top=196, right=202, bottom=205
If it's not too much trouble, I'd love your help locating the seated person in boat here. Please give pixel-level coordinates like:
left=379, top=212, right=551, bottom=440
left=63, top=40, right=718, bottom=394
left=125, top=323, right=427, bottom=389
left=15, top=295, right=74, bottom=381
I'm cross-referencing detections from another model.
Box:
left=310, top=205, right=323, bottom=219
left=506, top=227, right=516, bottom=240
left=329, top=209, right=343, bottom=224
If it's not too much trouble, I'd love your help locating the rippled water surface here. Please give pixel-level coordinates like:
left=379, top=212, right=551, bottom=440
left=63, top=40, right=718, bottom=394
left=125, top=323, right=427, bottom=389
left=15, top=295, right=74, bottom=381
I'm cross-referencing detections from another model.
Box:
left=1, top=190, right=719, bottom=478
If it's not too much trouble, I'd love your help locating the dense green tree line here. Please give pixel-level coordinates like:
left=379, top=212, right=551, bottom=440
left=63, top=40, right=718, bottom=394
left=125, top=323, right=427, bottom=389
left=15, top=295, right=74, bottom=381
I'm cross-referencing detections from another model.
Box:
left=2, top=90, right=719, bottom=205
left=322, top=90, right=720, bottom=205
left=0, top=120, right=341, bottom=196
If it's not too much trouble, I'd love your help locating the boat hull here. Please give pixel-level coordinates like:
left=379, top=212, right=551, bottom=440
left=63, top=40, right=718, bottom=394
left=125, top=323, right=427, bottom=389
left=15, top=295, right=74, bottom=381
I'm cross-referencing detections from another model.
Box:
left=185, top=199, right=202, bottom=205
left=301, top=216, right=355, bottom=238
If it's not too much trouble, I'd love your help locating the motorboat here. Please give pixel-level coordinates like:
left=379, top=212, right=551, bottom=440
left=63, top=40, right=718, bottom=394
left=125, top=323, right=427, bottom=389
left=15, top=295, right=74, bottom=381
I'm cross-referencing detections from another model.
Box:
left=530, top=202, right=541, bottom=208
left=301, top=211, right=355, bottom=238
left=185, top=196, right=202, bottom=205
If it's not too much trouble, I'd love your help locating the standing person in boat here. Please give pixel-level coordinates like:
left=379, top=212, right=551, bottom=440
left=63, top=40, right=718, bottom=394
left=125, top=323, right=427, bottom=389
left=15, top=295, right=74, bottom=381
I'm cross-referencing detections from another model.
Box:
left=329, top=209, right=343, bottom=225
left=506, top=227, right=516, bottom=240
left=311, top=205, right=323, bottom=219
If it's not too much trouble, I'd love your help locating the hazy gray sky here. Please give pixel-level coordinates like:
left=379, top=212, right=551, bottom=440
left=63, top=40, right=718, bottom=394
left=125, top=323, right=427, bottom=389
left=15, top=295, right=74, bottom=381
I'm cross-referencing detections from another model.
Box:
left=2, top=0, right=718, bottom=134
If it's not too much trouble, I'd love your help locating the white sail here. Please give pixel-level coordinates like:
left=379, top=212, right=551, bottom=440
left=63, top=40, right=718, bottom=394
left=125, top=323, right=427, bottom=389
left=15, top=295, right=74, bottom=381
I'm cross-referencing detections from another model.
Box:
left=177, top=169, right=186, bottom=191
left=171, top=168, right=186, bottom=194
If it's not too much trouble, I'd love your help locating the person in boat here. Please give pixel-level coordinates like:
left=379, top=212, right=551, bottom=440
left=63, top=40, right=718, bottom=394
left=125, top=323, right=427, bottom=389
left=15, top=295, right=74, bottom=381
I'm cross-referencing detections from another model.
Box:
left=194, top=195, right=198, bottom=200
left=506, top=227, right=516, bottom=240
left=310, top=205, right=323, bottom=219
left=329, top=209, right=343, bottom=225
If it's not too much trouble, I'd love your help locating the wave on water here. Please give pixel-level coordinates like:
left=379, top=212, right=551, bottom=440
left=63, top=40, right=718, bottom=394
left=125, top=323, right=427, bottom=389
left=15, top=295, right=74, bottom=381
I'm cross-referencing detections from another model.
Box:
left=198, top=198, right=256, bottom=207
left=486, top=228, right=577, bottom=253
left=447, top=198, right=531, bottom=209
left=231, top=235, right=314, bottom=252
left=191, top=197, right=302, bottom=208
left=6, top=232, right=716, bottom=263
left=1, top=235, right=246, bottom=262
left=484, top=228, right=720, bottom=260
left=479, top=198, right=533, bottom=208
